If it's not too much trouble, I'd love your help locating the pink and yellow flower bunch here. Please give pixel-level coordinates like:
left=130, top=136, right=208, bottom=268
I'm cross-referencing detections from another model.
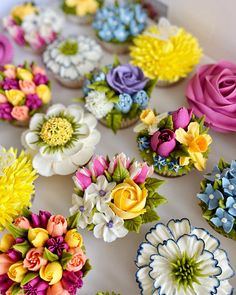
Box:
left=0, top=62, right=51, bottom=125
left=0, top=209, right=91, bottom=295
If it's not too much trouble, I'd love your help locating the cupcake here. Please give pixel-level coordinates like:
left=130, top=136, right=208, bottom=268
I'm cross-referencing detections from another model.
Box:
left=21, top=104, right=101, bottom=177
left=93, top=3, right=148, bottom=54
left=96, top=293, right=121, bottom=295
left=0, top=209, right=91, bottom=295
left=197, top=158, right=236, bottom=240
left=62, top=0, right=101, bottom=24
left=3, top=2, right=64, bottom=54
left=0, top=146, right=37, bottom=231
left=136, top=218, right=234, bottom=295
left=130, top=18, right=202, bottom=86
left=0, top=62, right=51, bottom=127
left=70, top=153, right=167, bottom=243
left=0, top=33, right=14, bottom=66
left=134, top=107, right=212, bottom=177
left=186, top=60, right=236, bottom=133
left=83, top=58, right=156, bottom=132
left=43, top=36, right=103, bottom=88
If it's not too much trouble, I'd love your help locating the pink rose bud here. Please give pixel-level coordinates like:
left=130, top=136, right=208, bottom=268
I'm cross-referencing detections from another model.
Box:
left=74, top=167, right=92, bottom=191
left=88, top=155, right=108, bottom=177
left=3, top=68, right=16, bottom=79
left=0, top=254, right=14, bottom=275
left=11, top=106, right=29, bottom=121
left=0, top=94, right=8, bottom=103
left=150, top=129, right=176, bottom=157
left=14, top=216, right=31, bottom=230
left=129, top=161, right=154, bottom=184
left=66, top=248, right=86, bottom=272
left=19, top=80, right=36, bottom=95
left=172, top=107, right=192, bottom=130
left=108, top=153, right=131, bottom=173
left=46, top=282, right=70, bottom=295
left=23, top=247, right=47, bottom=271
left=47, top=215, right=67, bottom=238
left=32, top=64, right=46, bottom=76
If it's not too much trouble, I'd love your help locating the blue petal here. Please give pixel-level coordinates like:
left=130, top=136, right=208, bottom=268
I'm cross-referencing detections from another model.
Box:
left=223, top=221, right=234, bottom=233
left=228, top=207, right=236, bottom=217
left=215, top=208, right=225, bottom=218
left=197, top=193, right=209, bottom=205
left=205, top=183, right=214, bottom=194
left=210, top=217, right=222, bottom=228
left=226, top=197, right=236, bottom=208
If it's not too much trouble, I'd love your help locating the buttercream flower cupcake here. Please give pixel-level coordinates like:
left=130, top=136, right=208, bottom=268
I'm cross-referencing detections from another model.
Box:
left=82, top=57, right=156, bottom=132
left=0, top=33, right=14, bottom=66
left=3, top=2, right=64, bottom=54
left=96, top=292, right=121, bottom=295
left=130, top=18, right=202, bottom=86
left=21, top=104, right=100, bottom=177
left=70, top=153, right=167, bottom=242
left=93, top=3, right=148, bottom=54
left=186, top=60, right=236, bottom=133
left=197, top=158, right=236, bottom=240
left=0, top=62, right=51, bottom=127
left=136, top=218, right=234, bottom=294
left=43, top=35, right=103, bottom=88
left=0, top=208, right=91, bottom=295
left=134, top=107, right=212, bottom=177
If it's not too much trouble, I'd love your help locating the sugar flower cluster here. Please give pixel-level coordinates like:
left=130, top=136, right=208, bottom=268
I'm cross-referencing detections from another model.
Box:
left=135, top=107, right=212, bottom=176
left=198, top=159, right=236, bottom=239
left=93, top=3, right=147, bottom=43
left=70, top=153, right=167, bottom=242
left=0, top=62, right=51, bottom=124
left=3, top=2, right=64, bottom=51
left=62, top=0, right=100, bottom=17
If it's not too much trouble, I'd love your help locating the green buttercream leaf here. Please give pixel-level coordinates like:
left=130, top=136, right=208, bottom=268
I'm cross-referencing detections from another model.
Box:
left=0, top=74, right=4, bottom=81
left=112, top=160, right=130, bottom=183
left=202, top=209, right=214, bottom=221
left=82, top=259, right=92, bottom=277
left=21, top=272, right=38, bottom=286
left=61, top=251, right=73, bottom=270
left=104, top=170, right=112, bottom=182
left=106, top=110, right=122, bottom=133
left=43, top=248, right=59, bottom=262
left=61, top=1, right=76, bottom=15
left=22, top=207, right=32, bottom=219
left=106, top=90, right=119, bottom=103
left=87, top=223, right=95, bottom=231
left=158, top=115, right=173, bottom=130
left=145, top=78, right=157, bottom=97
left=213, top=179, right=221, bottom=190
left=13, top=241, right=31, bottom=258
left=146, top=191, right=167, bottom=209
left=126, top=103, right=140, bottom=119
left=200, top=179, right=207, bottom=191
left=171, top=146, right=190, bottom=158
left=145, top=177, right=165, bottom=192
left=6, top=223, right=28, bottom=239
left=141, top=209, right=160, bottom=224
left=218, top=158, right=229, bottom=171
left=124, top=216, right=142, bottom=233
left=113, top=55, right=121, bottom=67
left=10, top=284, right=22, bottom=295
left=67, top=211, right=81, bottom=229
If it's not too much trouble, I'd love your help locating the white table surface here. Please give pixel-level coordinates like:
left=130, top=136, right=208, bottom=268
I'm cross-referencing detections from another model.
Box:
left=1, top=13, right=236, bottom=295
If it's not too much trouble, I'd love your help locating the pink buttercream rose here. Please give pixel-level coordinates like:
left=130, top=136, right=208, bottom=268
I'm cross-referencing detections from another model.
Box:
left=0, top=94, right=8, bottom=103
left=11, top=106, right=29, bottom=121
left=19, top=80, right=36, bottom=95
left=186, top=60, right=236, bottom=133
left=32, top=64, right=46, bottom=76
left=14, top=216, right=31, bottom=230
left=3, top=68, right=16, bottom=79
left=47, top=215, right=67, bottom=237
left=66, top=248, right=86, bottom=272
left=23, top=247, right=47, bottom=271
left=46, top=282, right=70, bottom=295
left=0, top=254, right=14, bottom=275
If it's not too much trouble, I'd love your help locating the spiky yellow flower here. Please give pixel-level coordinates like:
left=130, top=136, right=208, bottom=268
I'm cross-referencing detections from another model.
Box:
left=130, top=25, right=202, bottom=82
left=0, top=147, right=37, bottom=230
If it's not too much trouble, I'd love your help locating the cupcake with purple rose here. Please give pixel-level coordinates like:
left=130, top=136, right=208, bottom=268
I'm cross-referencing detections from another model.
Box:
left=0, top=62, right=51, bottom=127
left=82, top=57, right=156, bottom=132
left=134, top=107, right=212, bottom=177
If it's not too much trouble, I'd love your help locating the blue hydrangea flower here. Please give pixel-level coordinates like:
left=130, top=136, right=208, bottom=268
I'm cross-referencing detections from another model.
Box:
left=138, top=136, right=150, bottom=151
left=83, top=79, right=91, bottom=96
left=120, top=8, right=134, bottom=25
left=113, top=26, right=129, bottom=42
left=115, top=93, right=132, bottom=113
left=197, top=183, right=224, bottom=210
left=226, top=196, right=236, bottom=216
left=130, top=21, right=145, bottom=36
left=132, top=90, right=149, bottom=109
left=204, top=165, right=222, bottom=182
left=153, top=155, right=166, bottom=170
left=94, top=72, right=105, bottom=82
left=168, top=161, right=180, bottom=173
left=211, top=208, right=235, bottom=233
left=107, top=17, right=119, bottom=30
left=222, top=177, right=236, bottom=196
left=98, top=28, right=113, bottom=42
left=134, top=4, right=148, bottom=24
left=223, top=160, right=236, bottom=178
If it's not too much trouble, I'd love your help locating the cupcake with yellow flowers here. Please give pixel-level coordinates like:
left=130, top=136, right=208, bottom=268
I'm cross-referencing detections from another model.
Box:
left=130, top=18, right=202, bottom=86
left=0, top=62, right=51, bottom=127
left=134, top=107, right=212, bottom=177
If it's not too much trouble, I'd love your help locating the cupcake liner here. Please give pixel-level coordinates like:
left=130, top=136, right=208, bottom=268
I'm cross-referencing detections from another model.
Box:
left=23, top=45, right=46, bottom=55
left=54, top=74, right=84, bottom=89
left=97, top=38, right=131, bottom=54
left=100, top=116, right=139, bottom=129
left=67, top=14, right=94, bottom=24
left=156, top=78, right=182, bottom=87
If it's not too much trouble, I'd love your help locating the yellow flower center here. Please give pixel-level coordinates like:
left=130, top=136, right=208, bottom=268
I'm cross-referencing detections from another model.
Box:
left=40, top=117, right=73, bottom=147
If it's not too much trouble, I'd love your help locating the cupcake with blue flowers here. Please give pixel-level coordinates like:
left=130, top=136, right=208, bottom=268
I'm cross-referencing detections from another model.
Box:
left=93, top=2, right=148, bottom=54
left=197, top=158, right=236, bottom=240
left=82, top=57, right=156, bottom=132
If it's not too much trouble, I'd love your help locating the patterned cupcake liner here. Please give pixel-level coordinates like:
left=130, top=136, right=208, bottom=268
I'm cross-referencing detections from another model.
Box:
left=100, top=116, right=139, bottom=129
left=97, top=38, right=131, bottom=54
left=67, top=14, right=94, bottom=25
left=54, top=74, right=84, bottom=89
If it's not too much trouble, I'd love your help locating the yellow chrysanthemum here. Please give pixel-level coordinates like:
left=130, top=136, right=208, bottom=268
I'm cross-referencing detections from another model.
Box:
left=130, top=25, right=202, bottom=82
left=0, top=148, right=37, bottom=230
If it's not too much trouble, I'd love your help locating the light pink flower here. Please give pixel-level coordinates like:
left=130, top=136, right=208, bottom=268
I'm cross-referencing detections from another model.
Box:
left=0, top=94, right=8, bottom=103
left=19, top=80, right=36, bottom=95
left=88, top=155, right=108, bottom=177
left=14, top=216, right=31, bottom=230
left=0, top=254, right=14, bottom=275
left=47, top=215, right=67, bottom=238
left=46, top=282, right=70, bottom=295
left=32, top=64, right=46, bottom=76
left=129, top=162, right=154, bottom=184
left=74, top=167, right=92, bottom=191
left=3, top=68, right=16, bottom=79
left=9, top=26, right=26, bottom=46
left=66, top=248, right=86, bottom=272
left=11, top=106, right=29, bottom=121
left=23, top=247, right=47, bottom=271
left=108, top=153, right=131, bottom=174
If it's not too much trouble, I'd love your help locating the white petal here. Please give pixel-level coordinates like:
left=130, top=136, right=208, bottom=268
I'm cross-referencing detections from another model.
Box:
left=52, top=157, right=77, bottom=175
left=24, top=131, right=39, bottom=150
left=191, top=228, right=219, bottom=252
left=103, top=226, right=117, bottom=242
left=67, top=104, right=84, bottom=121
left=167, top=218, right=191, bottom=240
left=133, top=122, right=147, bottom=133
left=46, top=104, right=66, bottom=117
left=136, top=242, right=157, bottom=267
left=33, top=153, right=54, bottom=176
left=216, top=280, right=234, bottom=295
left=213, top=249, right=234, bottom=280
left=112, top=225, right=128, bottom=238
left=157, top=239, right=181, bottom=260
left=93, top=212, right=108, bottom=225
left=82, top=130, right=101, bottom=146
left=63, top=141, right=83, bottom=156
left=83, top=113, right=98, bottom=129
left=193, top=276, right=220, bottom=295
left=136, top=266, right=154, bottom=295
left=146, top=223, right=172, bottom=247
left=29, top=113, right=45, bottom=130
left=178, top=286, right=196, bottom=295
left=78, top=124, right=90, bottom=138
left=70, top=146, right=94, bottom=166
left=197, top=250, right=222, bottom=276
left=177, top=235, right=204, bottom=259
left=93, top=223, right=105, bottom=239
left=71, top=193, right=83, bottom=207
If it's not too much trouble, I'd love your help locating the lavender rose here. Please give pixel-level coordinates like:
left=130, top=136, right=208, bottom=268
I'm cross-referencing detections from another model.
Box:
left=186, top=60, right=236, bottom=133
left=150, top=129, right=176, bottom=157
left=172, top=107, right=192, bottom=130
left=106, top=64, right=148, bottom=95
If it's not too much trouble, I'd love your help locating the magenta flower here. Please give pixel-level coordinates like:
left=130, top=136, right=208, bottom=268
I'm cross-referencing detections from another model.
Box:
left=0, top=274, right=14, bottom=294
left=26, top=94, right=42, bottom=110
left=0, top=33, right=14, bottom=66
left=150, top=129, right=176, bottom=157
left=23, top=277, right=49, bottom=295
left=88, top=155, right=108, bottom=177
left=12, top=26, right=26, bottom=46
left=3, top=78, right=18, bottom=90
left=61, top=270, right=83, bottom=295
left=7, top=249, right=22, bottom=262
left=31, top=210, right=51, bottom=228
left=0, top=102, right=13, bottom=121
left=129, top=162, right=153, bottom=184
left=33, top=73, right=49, bottom=85
left=46, top=236, right=69, bottom=257
left=172, top=107, right=192, bottom=130
left=74, top=167, right=92, bottom=191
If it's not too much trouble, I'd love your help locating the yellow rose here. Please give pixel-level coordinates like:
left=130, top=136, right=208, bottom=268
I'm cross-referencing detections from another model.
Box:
left=36, top=85, right=51, bottom=104
left=110, top=178, right=148, bottom=219
left=40, top=262, right=63, bottom=285
left=28, top=228, right=49, bottom=247
left=16, top=68, right=33, bottom=81
left=0, top=234, right=15, bottom=252
left=7, top=262, right=27, bottom=283
left=5, top=90, right=25, bottom=106
left=4, top=64, right=16, bottom=70
left=11, top=3, right=38, bottom=21
left=65, top=229, right=83, bottom=248
left=140, top=109, right=157, bottom=125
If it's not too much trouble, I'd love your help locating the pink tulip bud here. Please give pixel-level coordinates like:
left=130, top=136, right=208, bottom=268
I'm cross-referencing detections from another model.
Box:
left=88, top=155, right=108, bottom=177
left=108, top=153, right=131, bottom=174
left=172, top=107, right=192, bottom=130
left=129, top=161, right=154, bottom=184
left=74, top=167, right=92, bottom=191
left=150, top=129, right=176, bottom=157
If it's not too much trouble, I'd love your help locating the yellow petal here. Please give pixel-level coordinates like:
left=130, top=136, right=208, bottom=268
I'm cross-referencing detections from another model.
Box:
left=179, top=156, right=190, bottom=166
left=109, top=203, right=146, bottom=220
left=187, top=122, right=200, bottom=137
left=175, top=128, right=189, bottom=145
left=190, top=152, right=206, bottom=171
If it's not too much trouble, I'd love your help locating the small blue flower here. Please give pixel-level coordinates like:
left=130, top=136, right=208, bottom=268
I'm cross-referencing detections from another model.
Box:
left=120, top=8, right=134, bottom=25
left=92, top=20, right=103, bottom=30
left=153, top=155, right=166, bottom=170
left=129, top=20, right=145, bottom=36
left=132, top=90, right=149, bottom=109
left=113, top=26, right=129, bottom=42
left=197, top=183, right=224, bottom=210
left=115, top=93, right=132, bottom=113
left=226, top=196, right=236, bottom=217
left=83, top=79, right=91, bottom=96
left=134, top=4, right=148, bottom=24
left=138, top=136, right=150, bottom=151
left=204, top=165, right=222, bottom=182
left=94, top=72, right=106, bottom=82
left=107, top=17, right=119, bottom=30
left=211, top=208, right=235, bottom=233
left=222, top=177, right=236, bottom=196
left=223, top=160, right=236, bottom=178
left=98, top=27, right=114, bottom=42
left=168, top=161, right=180, bottom=173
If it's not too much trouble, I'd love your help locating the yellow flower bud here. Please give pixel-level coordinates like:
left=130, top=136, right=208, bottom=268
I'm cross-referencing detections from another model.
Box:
left=65, top=229, right=83, bottom=248
left=16, top=67, right=33, bottom=81
left=0, top=234, right=15, bottom=252
left=5, top=90, right=25, bottom=106
left=28, top=228, right=49, bottom=248
left=4, top=64, right=16, bottom=70
left=140, top=109, right=157, bottom=125
left=40, top=262, right=63, bottom=285
left=11, top=3, right=38, bottom=21
left=7, top=262, right=27, bottom=283
left=36, top=85, right=51, bottom=104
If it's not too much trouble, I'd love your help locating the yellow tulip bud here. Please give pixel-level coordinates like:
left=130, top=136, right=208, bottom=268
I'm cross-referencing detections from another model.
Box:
left=11, top=3, right=38, bottom=21
left=65, top=229, right=83, bottom=248
left=40, top=262, right=63, bottom=285
left=36, top=85, right=51, bottom=104
left=5, top=90, right=25, bottom=106
left=7, top=261, right=27, bottom=283
left=0, top=234, right=15, bottom=252
left=28, top=228, right=49, bottom=248
left=16, top=67, right=33, bottom=81
left=140, top=109, right=157, bottom=125
left=4, top=64, right=16, bottom=70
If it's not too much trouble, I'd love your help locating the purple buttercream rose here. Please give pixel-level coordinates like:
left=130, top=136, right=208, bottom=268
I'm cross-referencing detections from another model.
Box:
left=172, top=107, right=192, bottom=130
left=31, top=210, right=51, bottom=228
left=150, top=129, right=176, bottom=157
left=62, top=271, right=83, bottom=295
left=0, top=102, right=13, bottom=120
left=106, top=64, right=148, bottom=95
left=26, top=94, right=42, bottom=110
left=46, top=236, right=69, bottom=257
left=33, top=73, right=49, bottom=85
left=3, top=77, right=18, bottom=90
left=23, top=277, right=49, bottom=295
left=0, top=274, right=14, bottom=294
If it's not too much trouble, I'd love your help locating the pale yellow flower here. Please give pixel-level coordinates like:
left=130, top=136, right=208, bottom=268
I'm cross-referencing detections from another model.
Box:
left=11, top=3, right=38, bottom=21
left=66, top=0, right=98, bottom=16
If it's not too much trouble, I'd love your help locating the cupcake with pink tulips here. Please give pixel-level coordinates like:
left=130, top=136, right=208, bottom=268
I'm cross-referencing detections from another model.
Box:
left=0, top=62, right=51, bottom=127
left=70, top=153, right=167, bottom=242
left=134, top=107, right=212, bottom=177
left=0, top=208, right=91, bottom=295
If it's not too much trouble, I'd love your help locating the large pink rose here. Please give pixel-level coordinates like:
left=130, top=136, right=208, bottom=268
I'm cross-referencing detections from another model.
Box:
left=186, top=60, right=236, bottom=133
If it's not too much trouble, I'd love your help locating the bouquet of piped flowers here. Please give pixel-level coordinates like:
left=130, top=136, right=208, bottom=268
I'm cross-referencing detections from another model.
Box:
left=0, top=209, right=91, bottom=295
left=70, top=153, right=167, bottom=242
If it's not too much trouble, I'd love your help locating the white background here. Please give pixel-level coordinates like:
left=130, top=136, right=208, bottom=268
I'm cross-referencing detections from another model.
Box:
left=1, top=1, right=236, bottom=294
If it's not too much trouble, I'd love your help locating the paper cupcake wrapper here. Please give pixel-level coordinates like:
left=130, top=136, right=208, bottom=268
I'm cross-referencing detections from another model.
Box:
left=97, top=38, right=131, bottom=54
left=156, top=78, right=183, bottom=87
left=54, top=74, right=84, bottom=89
left=100, top=116, right=139, bottom=129
left=67, top=14, right=94, bottom=25
left=23, top=44, right=46, bottom=55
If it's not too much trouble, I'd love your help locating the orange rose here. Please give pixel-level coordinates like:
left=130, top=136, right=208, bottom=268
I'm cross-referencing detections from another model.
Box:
left=11, top=106, right=29, bottom=121
left=47, top=215, right=67, bottom=238
left=23, top=247, right=47, bottom=271
left=14, top=216, right=31, bottom=230
left=19, top=80, right=36, bottom=95
left=66, top=247, right=86, bottom=272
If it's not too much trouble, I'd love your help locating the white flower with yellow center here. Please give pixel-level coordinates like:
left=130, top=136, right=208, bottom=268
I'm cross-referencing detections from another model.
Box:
left=21, top=104, right=100, bottom=176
